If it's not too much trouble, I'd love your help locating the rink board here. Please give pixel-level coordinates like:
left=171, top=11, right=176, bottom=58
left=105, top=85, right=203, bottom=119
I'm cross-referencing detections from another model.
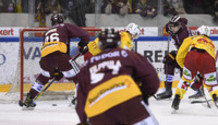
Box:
left=1, top=36, right=218, bottom=92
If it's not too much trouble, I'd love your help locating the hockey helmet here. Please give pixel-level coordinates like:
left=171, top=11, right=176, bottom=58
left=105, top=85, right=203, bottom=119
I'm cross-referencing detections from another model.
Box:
left=98, top=28, right=121, bottom=50
left=51, top=13, right=64, bottom=26
left=169, top=15, right=181, bottom=27
left=126, top=23, right=141, bottom=39
left=196, top=25, right=210, bottom=36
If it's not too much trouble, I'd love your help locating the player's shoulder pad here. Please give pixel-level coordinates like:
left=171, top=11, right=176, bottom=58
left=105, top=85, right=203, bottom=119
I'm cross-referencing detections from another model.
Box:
left=120, top=31, right=128, bottom=37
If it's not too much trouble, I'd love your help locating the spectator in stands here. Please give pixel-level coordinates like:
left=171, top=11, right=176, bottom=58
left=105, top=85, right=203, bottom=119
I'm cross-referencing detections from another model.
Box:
left=44, top=0, right=61, bottom=14
left=163, top=0, right=178, bottom=16
left=8, top=2, right=15, bottom=12
left=163, top=0, right=185, bottom=17
left=61, top=0, right=86, bottom=26
left=35, top=0, right=46, bottom=27
left=21, top=0, right=29, bottom=13
left=105, top=0, right=132, bottom=15
left=214, top=0, right=218, bottom=21
left=85, top=0, right=95, bottom=13
left=134, top=0, right=157, bottom=18
left=0, top=0, right=8, bottom=12
left=183, top=0, right=214, bottom=14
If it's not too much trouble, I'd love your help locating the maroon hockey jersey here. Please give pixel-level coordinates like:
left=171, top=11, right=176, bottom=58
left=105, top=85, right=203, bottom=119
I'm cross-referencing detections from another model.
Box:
left=74, top=48, right=160, bottom=124
left=166, top=19, right=192, bottom=49
left=41, top=23, right=89, bottom=57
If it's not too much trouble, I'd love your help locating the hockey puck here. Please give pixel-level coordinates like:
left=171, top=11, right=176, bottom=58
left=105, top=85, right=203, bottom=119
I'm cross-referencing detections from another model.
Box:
left=52, top=104, right=57, bottom=106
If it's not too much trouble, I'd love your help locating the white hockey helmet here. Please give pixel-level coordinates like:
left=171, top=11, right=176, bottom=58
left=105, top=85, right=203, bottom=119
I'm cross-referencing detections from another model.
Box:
left=196, top=25, right=210, bottom=36
left=126, top=23, right=141, bottom=39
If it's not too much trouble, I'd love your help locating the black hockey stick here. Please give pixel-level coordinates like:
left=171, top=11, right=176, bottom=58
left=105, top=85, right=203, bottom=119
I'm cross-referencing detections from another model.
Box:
left=19, top=52, right=81, bottom=107
left=34, top=78, right=56, bottom=101
left=156, top=31, right=171, bottom=100
left=19, top=78, right=55, bottom=107
left=199, top=87, right=211, bottom=108
left=190, top=88, right=211, bottom=108
left=34, top=52, right=81, bottom=101
left=191, top=99, right=212, bottom=104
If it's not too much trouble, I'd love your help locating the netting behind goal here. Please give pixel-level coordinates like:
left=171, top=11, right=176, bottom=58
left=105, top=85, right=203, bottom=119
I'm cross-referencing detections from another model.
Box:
left=0, top=27, right=101, bottom=103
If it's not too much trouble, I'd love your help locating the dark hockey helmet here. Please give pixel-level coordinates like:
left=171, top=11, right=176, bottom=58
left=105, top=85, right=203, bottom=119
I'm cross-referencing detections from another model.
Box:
left=98, top=28, right=121, bottom=50
left=169, top=15, right=181, bottom=27
left=51, top=13, right=64, bottom=26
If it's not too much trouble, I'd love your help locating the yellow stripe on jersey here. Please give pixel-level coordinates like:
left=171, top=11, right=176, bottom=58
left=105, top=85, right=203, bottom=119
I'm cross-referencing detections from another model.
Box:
left=176, top=35, right=215, bottom=68
left=84, top=75, right=142, bottom=118
left=41, top=41, right=67, bottom=57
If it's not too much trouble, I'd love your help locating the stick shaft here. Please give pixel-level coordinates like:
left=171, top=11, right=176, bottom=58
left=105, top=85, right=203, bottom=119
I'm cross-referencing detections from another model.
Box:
left=34, top=52, right=81, bottom=101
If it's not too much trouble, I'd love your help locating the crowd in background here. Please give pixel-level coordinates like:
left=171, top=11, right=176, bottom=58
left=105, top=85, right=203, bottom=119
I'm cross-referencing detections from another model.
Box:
left=0, top=0, right=216, bottom=26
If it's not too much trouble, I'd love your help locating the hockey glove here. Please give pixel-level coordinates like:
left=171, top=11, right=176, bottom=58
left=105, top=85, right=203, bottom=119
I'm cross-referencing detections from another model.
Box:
left=78, top=41, right=89, bottom=55
left=162, top=51, right=177, bottom=64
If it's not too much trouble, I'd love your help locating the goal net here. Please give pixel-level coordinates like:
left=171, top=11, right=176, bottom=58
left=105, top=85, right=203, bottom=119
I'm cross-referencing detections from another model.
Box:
left=0, top=27, right=101, bottom=103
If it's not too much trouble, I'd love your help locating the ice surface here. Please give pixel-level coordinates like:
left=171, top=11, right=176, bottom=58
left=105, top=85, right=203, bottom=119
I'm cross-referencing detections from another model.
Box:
left=0, top=89, right=218, bottom=125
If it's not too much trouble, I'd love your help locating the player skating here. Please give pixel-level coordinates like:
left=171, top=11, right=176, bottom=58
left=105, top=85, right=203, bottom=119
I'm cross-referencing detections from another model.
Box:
left=20, top=13, right=90, bottom=108
left=156, top=15, right=204, bottom=100
left=73, top=29, right=160, bottom=124
left=84, top=23, right=141, bottom=61
left=71, top=23, right=141, bottom=105
left=172, top=25, right=218, bottom=110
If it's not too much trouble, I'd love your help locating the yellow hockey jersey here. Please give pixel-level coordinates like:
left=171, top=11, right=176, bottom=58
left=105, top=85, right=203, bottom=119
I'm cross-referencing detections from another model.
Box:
left=88, top=31, right=132, bottom=56
left=176, top=35, right=215, bottom=68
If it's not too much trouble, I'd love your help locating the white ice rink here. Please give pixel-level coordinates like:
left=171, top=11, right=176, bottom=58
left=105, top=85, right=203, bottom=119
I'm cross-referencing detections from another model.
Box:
left=1, top=89, right=218, bottom=125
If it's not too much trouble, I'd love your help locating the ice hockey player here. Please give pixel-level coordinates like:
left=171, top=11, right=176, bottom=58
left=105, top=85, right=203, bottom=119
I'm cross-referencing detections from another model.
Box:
left=172, top=25, right=218, bottom=110
left=84, top=23, right=141, bottom=61
left=156, top=15, right=203, bottom=100
left=73, top=29, right=160, bottom=124
left=22, top=13, right=90, bottom=108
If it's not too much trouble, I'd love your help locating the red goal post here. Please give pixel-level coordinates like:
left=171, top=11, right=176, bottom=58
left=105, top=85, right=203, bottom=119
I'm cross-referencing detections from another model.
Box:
left=19, top=27, right=102, bottom=102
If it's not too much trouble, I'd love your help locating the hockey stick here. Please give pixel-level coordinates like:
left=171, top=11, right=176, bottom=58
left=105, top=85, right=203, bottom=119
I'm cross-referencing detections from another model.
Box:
left=191, top=99, right=212, bottom=104
left=34, top=78, right=56, bottom=101
left=35, top=52, right=81, bottom=101
left=156, top=31, right=171, bottom=100
left=19, top=79, right=55, bottom=107
left=191, top=87, right=211, bottom=108
left=199, top=87, right=211, bottom=108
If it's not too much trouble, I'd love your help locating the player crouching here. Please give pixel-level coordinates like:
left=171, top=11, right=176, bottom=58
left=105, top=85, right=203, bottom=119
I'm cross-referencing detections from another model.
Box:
left=172, top=25, right=218, bottom=110
left=21, top=13, right=89, bottom=109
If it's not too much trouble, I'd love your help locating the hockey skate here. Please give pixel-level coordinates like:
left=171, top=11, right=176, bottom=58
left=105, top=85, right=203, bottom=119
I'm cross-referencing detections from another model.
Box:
left=156, top=90, right=172, bottom=100
left=188, top=87, right=204, bottom=99
left=156, top=82, right=172, bottom=100
left=22, top=93, right=36, bottom=109
left=212, top=94, right=218, bottom=108
left=171, top=94, right=180, bottom=110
